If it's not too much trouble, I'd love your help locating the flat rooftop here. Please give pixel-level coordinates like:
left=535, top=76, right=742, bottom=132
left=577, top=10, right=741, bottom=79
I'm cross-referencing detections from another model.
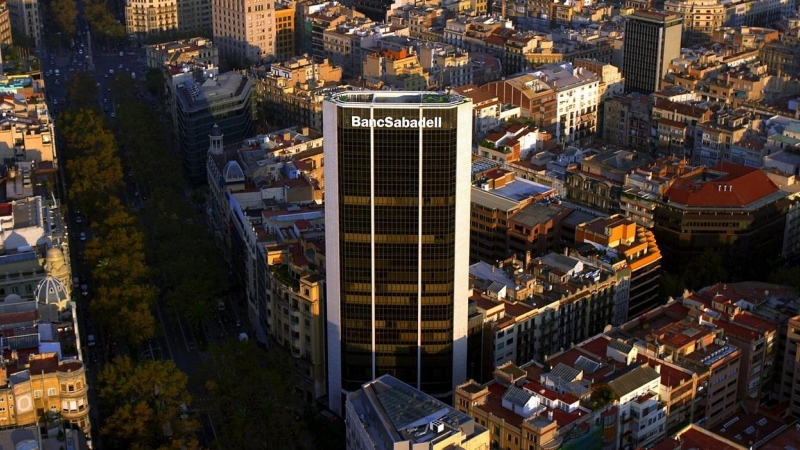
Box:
left=328, top=91, right=468, bottom=106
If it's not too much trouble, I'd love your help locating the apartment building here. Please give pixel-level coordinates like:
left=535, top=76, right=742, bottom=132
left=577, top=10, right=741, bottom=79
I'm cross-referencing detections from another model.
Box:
left=470, top=186, right=530, bottom=265
left=469, top=163, right=556, bottom=263
left=620, top=157, right=703, bottom=229
left=531, top=63, right=599, bottom=147
left=145, top=37, right=218, bottom=69
left=307, top=3, right=364, bottom=62
left=321, top=19, right=382, bottom=78
left=664, top=0, right=724, bottom=44
left=506, top=202, right=573, bottom=259
left=176, top=0, right=212, bottom=36
left=264, top=251, right=326, bottom=402
left=0, top=95, right=55, bottom=164
left=573, top=59, right=624, bottom=132
left=0, top=1, right=12, bottom=48
left=125, top=0, right=178, bottom=38
left=565, top=149, right=650, bottom=214
left=694, top=114, right=750, bottom=166
left=603, top=93, right=652, bottom=152
left=481, top=74, right=558, bottom=136
left=654, top=162, right=791, bottom=275
left=782, top=315, right=800, bottom=416
left=7, top=0, right=41, bottom=48
left=685, top=288, right=779, bottom=403
left=274, top=1, right=295, bottom=60
left=347, top=375, right=489, bottom=450
left=451, top=85, right=505, bottom=139
left=477, top=124, right=552, bottom=164
left=170, top=70, right=255, bottom=184
left=651, top=98, right=713, bottom=159
left=468, top=251, right=620, bottom=369
left=618, top=301, right=742, bottom=428
left=455, top=362, right=596, bottom=450
left=575, top=215, right=662, bottom=323
left=418, top=43, right=471, bottom=89
left=211, top=0, right=275, bottom=63
left=257, top=55, right=342, bottom=131
left=0, top=292, right=90, bottom=436
left=362, top=47, right=428, bottom=90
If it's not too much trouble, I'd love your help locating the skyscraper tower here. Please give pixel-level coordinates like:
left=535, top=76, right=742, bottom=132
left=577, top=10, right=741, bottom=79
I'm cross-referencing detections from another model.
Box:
left=622, top=10, right=683, bottom=94
left=324, top=91, right=473, bottom=413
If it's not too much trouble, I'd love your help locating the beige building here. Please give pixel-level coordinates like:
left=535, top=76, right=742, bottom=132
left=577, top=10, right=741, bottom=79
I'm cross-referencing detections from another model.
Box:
left=362, top=47, right=428, bottom=90
left=0, top=1, right=11, bottom=48
left=264, top=250, right=327, bottom=402
left=125, top=0, right=179, bottom=38
left=177, top=0, right=212, bottom=36
left=7, top=0, right=40, bottom=48
left=145, top=37, right=218, bottom=69
left=211, top=0, right=275, bottom=63
left=258, top=55, right=341, bottom=130
left=0, top=353, right=91, bottom=436
left=274, top=1, right=295, bottom=61
left=782, top=314, right=800, bottom=416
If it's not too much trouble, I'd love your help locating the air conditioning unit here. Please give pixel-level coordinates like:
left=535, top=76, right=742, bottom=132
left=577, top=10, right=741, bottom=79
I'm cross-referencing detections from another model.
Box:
left=430, top=420, right=444, bottom=433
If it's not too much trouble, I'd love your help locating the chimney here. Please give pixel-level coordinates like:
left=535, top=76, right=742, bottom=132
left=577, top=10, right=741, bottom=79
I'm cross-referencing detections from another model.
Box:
left=525, top=251, right=532, bottom=268
left=284, top=131, right=291, bottom=140
left=655, top=364, right=661, bottom=374
left=302, top=126, right=310, bottom=135
left=563, top=247, right=569, bottom=256
left=547, top=410, right=553, bottom=421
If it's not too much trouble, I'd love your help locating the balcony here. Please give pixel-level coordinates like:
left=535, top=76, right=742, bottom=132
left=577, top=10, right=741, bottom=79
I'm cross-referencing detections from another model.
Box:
left=61, top=405, right=90, bottom=420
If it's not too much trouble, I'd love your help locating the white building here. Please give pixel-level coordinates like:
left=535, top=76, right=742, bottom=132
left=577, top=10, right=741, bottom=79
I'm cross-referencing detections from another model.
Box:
left=604, top=340, right=667, bottom=449
left=532, top=63, right=600, bottom=147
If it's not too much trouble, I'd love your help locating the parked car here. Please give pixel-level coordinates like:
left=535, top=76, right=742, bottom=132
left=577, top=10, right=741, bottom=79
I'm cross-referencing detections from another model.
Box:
left=81, top=284, right=89, bottom=296
left=87, top=334, right=96, bottom=347
left=79, top=232, right=86, bottom=241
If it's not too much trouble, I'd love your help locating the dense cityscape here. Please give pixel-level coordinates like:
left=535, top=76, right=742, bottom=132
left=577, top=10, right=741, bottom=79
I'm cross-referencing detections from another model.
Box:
left=0, top=0, right=795, bottom=448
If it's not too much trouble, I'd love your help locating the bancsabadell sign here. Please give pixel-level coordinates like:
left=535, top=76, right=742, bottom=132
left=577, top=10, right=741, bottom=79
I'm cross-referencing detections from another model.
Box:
left=351, top=116, right=442, bottom=128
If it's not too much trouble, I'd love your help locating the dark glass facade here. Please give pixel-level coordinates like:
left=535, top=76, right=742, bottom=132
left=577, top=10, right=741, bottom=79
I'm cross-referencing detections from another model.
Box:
left=335, top=106, right=460, bottom=395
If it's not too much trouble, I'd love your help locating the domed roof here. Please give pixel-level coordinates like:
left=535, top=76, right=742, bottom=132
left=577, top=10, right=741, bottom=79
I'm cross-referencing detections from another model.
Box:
left=46, top=247, right=63, bottom=259
left=4, top=294, right=22, bottom=303
left=223, top=160, right=245, bottom=183
left=209, top=124, right=223, bottom=137
left=35, top=275, right=68, bottom=306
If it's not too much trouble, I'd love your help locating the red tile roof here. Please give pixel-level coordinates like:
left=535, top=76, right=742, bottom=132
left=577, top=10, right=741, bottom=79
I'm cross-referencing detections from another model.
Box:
left=578, top=335, right=611, bottom=359
left=636, top=354, right=692, bottom=388
left=666, top=162, right=780, bottom=207
left=733, top=313, right=777, bottom=334
left=678, top=426, right=746, bottom=450
left=523, top=380, right=580, bottom=405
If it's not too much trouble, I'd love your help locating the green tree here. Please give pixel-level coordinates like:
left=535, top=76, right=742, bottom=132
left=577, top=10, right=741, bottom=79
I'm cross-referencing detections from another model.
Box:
left=194, top=341, right=306, bottom=449
left=84, top=0, right=125, bottom=40
left=145, top=68, right=165, bottom=97
left=98, top=357, right=197, bottom=449
left=65, top=149, right=123, bottom=211
left=66, top=72, right=100, bottom=109
left=768, top=266, right=800, bottom=291
left=50, top=0, right=78, bottom=35
left=682, top=249, right=728, bottom=290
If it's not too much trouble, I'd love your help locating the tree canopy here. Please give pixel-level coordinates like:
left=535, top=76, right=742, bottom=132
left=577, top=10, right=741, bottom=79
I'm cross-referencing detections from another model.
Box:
left=49, top=0, right=78, bottom=36
left=98, top=356, right=198, bottom=449
left=194, top=342, right=306, bottom=449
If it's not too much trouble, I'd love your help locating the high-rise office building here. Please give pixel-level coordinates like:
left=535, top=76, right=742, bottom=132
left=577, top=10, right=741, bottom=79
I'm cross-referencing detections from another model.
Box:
left=324, top=91, right=473, bottom=414
left=622, top=10, right=682, bottom=94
